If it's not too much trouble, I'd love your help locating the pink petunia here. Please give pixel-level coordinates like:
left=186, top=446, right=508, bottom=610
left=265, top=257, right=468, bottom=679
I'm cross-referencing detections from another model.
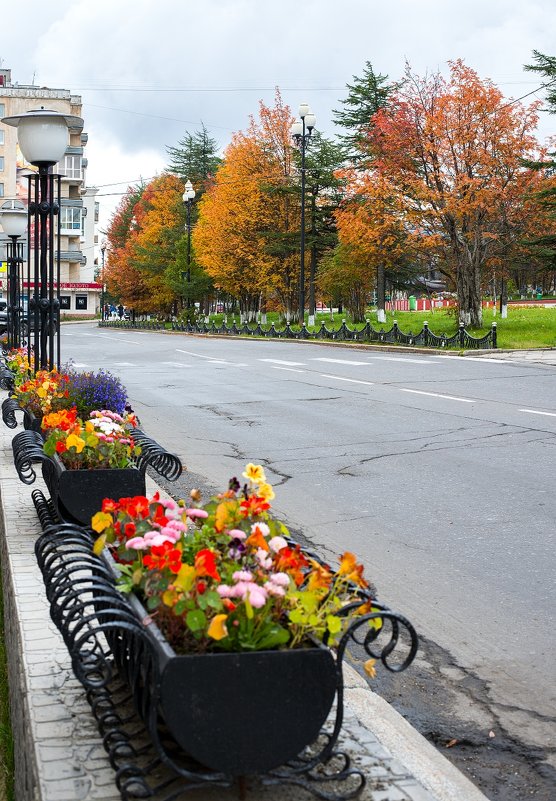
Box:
left=233, top=570, right=253, bottom=582
left=228, top=528, right=247, bottom=540
left=186, top=508, right=209, bottom=519
left=126, top=536, right=148, bottom=550
left=268, top=536, right=288, bottom=553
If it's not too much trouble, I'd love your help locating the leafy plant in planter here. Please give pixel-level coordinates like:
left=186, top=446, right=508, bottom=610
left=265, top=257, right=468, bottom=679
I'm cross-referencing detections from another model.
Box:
left=92, top=463, right=375, bottom=654
left=89, top=464, right=397, bottom=777
left=12, top=367, right=70, bottom=421
left=64, top=367, right=130, bottom=418
left=42, top=408, right=140, bottom=469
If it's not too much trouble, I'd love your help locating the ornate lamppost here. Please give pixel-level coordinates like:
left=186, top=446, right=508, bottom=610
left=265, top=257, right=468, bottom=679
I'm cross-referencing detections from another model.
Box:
left=1, top=107, right=83, bottom=371
left=291, top=103, right=316, bottom=325
left=182, top=179, right=196, bottom=310
left=0, top=200, right=28, bottom=349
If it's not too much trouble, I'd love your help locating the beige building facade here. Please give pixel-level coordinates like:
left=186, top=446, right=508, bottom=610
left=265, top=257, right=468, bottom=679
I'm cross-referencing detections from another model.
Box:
left=0, top=67, right=100, bottom=316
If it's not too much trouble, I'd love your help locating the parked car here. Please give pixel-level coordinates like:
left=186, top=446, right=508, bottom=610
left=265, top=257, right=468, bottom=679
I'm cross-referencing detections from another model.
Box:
left=0, top=301, right=7, bottom=334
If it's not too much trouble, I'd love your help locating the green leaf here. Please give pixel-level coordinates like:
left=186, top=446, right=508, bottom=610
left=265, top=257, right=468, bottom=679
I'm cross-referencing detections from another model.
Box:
left=326, top=615, right=343, bottom=635
left=186, top=609, right=207, bottom=632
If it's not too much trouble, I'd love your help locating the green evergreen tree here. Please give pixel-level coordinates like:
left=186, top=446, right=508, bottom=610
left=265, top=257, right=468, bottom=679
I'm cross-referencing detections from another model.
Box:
left=332, top=61, right=396, bottom=162
left=166, top=123, right=222, bottom=186
left=523, top=51, right=556, bottom=277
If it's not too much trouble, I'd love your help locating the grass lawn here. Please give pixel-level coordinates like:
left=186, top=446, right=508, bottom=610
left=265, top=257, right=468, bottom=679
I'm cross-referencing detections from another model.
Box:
left=190, top=306, right=556, bottom=350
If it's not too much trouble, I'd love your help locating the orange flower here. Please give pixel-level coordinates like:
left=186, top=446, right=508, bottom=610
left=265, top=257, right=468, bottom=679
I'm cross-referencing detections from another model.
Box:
left=338, top=552, right=368, bottom=589
left=245, top=527, right=269, bottom=552
left=194, top=548, right=220, bottom=581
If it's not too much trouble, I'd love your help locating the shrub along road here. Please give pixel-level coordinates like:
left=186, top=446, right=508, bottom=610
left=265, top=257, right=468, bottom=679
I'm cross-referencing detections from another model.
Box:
left=62, top=323, right=556, bottom=801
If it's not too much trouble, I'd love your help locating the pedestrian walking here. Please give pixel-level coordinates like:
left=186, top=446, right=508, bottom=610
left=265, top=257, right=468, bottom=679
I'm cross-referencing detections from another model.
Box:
left=117, top=304, right=124, bottom=320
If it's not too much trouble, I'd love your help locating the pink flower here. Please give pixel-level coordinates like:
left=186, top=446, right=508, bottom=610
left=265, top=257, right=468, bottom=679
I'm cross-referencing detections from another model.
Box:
left=233, top=570, right=253, bottom=582
left=268, top=536, right=288, bottom=553
left=255, top=548, right=273, bottom=570
left=245, top=584, right=268, bottom=608
left=186, top=508, right=209, bottom=519
left=265, top=582, right=286, bottom=597
left=159, top=526, right=181, bottom=543
left=126, top=536, right=148, bottom=550
left=228, top=528, right=247, bottom=540
left=217, top=585, right=233, bottom=598
left=268, top=572, right=290, bottom=587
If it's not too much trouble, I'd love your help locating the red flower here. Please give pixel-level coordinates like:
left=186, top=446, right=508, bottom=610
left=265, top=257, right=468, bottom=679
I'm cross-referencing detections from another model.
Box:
left=239, top=495, right=270, bottom=517
left=124, top=522, right=136, bottom=538
left=102, top=498, right=118, bottom=513
left=275, top=545, right=309, bottom=586
left=55, top=440, right=67, bottom=454
left=194, top=548, right=220, bottom=581
left=143, top=541, right=182, bottom=574
left=196, top=581, right=207, bottom=594
left=122, top=496, right=150, bottom=519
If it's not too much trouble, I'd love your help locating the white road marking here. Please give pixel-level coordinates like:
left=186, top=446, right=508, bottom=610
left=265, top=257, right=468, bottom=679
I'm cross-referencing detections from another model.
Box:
left=162, top=361, right=190, bottom=367
left=431, top=355, right=508, bottom=363
left=313, top=358, right=369, bottom=365
left=400, top=388, right=474, bottom=403
left=271, top=366, right=305, bottom=373
left=519, top=408, right=556, bottom=418
left=261, top=358, right=305, bottom=366
left=70, top=362, right=90, bottom=369
left=320, top=374, right=374, bottom=386
left=176, top=349, right=228, bottom=363
left=371, top=356, right=435, bottom=364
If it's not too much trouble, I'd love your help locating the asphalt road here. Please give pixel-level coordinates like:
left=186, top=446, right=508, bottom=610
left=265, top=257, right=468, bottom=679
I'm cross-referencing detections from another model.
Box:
left=61, top=323, right=556, bottom=795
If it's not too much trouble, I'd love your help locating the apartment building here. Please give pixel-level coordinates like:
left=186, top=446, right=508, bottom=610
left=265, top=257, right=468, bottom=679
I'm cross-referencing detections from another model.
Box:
left=0, top=67, right=100, bottom=315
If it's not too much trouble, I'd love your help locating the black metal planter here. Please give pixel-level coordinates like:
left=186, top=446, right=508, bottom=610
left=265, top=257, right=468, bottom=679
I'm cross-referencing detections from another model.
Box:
left=42, top=457, right=146, bottom=526
left=30, top=508, right=419, bottom=800
left=127, top=593, right=338, bottom=776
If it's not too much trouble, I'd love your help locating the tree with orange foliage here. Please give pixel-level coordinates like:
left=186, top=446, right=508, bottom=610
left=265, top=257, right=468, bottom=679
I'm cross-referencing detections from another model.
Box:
left=334, top=171, right=423, bottom=321
left=106, top=174, right=189, bottom=315
left=365, top=60, right=542, bottom=326
left=194, top=91, right=300, bottom=319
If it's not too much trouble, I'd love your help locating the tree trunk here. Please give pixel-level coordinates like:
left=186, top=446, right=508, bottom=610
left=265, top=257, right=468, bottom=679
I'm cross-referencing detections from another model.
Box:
left=376, top=263, right=386, bottom=323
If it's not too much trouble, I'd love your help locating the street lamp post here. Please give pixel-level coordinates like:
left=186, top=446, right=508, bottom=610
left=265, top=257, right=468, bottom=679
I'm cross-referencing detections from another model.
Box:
left=100, top=238, right=107, bottom=320
left=0, top=200, right=28, bottom=349
left=291, top=103, right=316, bottom=325
left=1, top=107, right=83, bottom=371
left=182, top=180, right=196, bottom=311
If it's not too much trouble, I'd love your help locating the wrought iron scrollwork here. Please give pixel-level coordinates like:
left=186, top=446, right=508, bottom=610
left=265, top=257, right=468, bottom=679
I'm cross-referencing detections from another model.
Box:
left=131, top=429, right=183, bottom=481
left=11, top=428, right=50, bottom=483
left=121, top=317, right=498, bottom=350
left=2, top=396, right=24, bottom=429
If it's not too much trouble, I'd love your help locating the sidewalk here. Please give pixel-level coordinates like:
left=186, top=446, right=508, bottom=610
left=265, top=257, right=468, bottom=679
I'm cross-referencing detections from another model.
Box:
left=0, top=413, right=490, bottom=801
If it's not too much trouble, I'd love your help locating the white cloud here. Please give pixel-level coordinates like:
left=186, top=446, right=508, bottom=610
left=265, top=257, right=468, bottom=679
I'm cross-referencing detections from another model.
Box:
left=2, top=0, right=555, bottom=231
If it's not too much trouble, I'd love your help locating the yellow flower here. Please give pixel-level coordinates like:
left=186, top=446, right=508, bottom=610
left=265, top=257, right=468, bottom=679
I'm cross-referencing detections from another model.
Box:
left=65, top=433, right=85, bottom=453
left=364, top=658, right=377, bottom=679
left=257, top=482, right=275, bottom=501
left=91, top=511, right=113, bottom=533
left=242, top=463, right=266, bottom=484
left=85, top=420, right=95, bottom=433
left=207, top=614, right=229, bottom=641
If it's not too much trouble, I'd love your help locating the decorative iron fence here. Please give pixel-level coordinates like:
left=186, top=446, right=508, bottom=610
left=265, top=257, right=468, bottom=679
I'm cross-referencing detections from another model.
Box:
left=99, top=319, right=498, bottom=349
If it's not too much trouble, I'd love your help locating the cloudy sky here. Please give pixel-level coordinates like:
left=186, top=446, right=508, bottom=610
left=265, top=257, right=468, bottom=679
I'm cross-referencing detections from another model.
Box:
left=1, top=0, right=555, bottom=232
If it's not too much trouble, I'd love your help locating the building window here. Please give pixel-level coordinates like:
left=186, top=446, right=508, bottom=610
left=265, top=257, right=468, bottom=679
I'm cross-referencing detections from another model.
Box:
left=57, top=154, right=82, bottom=180
left=0, top=104, right=4, bottom=117
left=60, top=296, right=71, bottom=310
left=60, top=206, right=82, bottom=230
left=0, top=184, right=4, bottom=198
left=75, top=295, right=88, bottom=310
left=0, top=131, right=4, bottom=145
left=0, top=157, right=3, bottom=172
